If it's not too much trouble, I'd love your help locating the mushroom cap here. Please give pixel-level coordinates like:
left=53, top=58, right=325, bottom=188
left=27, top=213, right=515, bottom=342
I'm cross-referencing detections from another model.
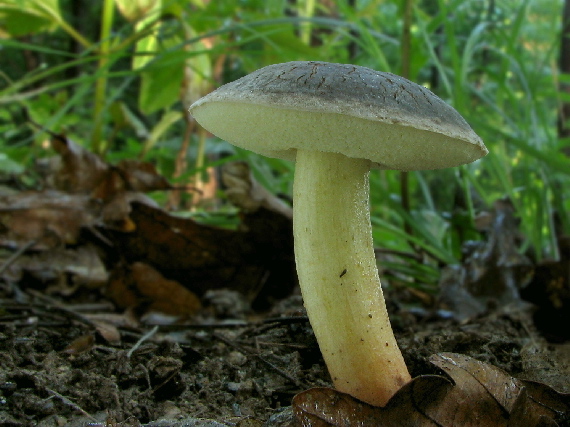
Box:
left=189, top=61, right=487, bottom=171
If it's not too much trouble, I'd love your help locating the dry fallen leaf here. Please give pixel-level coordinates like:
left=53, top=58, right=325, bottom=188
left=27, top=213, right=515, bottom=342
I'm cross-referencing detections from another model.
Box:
left=2, top=134, right=297, bottom=320
left=47, top=133, right=109, bottom=193
left=61, top=334, right=95, bottom=355
left=43, top=131, right=169, bottom=199
left=104, top=200, right=296, bottom=309
left=515, top=379, right=570, bottom=426
left=106, top=261, right=201, bottom=318
left=293, top=376, right=455, bottom=427
left=221, top=161, right=292, bottom=219
left=2, top=244, right=108, bottom=293
left=90, top=319, right=122, bottom=345
left=293, top=352, right=570, bottom=426
left=0, top=190, right=96, bottom=250
left=115, top=160, right=172, bottom=193
left=439, top=198, right=534, bottom=321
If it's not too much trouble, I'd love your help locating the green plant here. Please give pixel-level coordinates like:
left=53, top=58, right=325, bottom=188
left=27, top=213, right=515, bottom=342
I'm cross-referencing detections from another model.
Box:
left=0, top=0, right=567, bottom=283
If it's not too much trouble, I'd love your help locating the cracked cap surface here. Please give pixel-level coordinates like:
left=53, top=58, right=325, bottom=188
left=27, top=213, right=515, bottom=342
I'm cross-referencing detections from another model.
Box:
left=189, top=61, right=487, bottom=171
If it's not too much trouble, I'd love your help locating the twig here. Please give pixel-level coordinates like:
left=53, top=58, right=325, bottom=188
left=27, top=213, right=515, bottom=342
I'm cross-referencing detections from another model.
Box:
left=44, top=387, right=97, bottom=421
left=147, top=316, right=309, bottom=331
left=139, top=368, right=180, bottom=398
left=0, top=239, right=37, bottom=275
left=127, top=325, right=159, bottom=358
left=24, top=289, right=100, bottom=329
left=262, top=316, right=310, bottom=325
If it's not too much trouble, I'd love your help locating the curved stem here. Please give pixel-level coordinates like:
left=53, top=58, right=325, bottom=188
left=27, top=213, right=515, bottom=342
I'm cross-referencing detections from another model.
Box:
left=293, top=150, right=410, bottom=407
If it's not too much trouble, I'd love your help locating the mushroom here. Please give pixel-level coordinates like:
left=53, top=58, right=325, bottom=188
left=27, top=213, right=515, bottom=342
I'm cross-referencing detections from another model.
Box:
left=189, top=61, right=488, bottom=407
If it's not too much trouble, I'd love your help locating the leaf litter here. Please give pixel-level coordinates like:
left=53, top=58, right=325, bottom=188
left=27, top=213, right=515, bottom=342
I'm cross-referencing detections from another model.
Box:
left=0, top=133, right=569, bottom=426
left=293, top=352, right=570, bottom=426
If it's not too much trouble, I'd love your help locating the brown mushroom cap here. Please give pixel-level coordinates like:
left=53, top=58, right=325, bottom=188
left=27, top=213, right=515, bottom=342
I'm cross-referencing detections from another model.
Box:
left=189, top=61, right=487, bottom=171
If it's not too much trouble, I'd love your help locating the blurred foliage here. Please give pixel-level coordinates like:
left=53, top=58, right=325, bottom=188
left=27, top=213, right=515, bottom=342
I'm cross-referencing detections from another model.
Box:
left=0, top=0, right=568, bottom=289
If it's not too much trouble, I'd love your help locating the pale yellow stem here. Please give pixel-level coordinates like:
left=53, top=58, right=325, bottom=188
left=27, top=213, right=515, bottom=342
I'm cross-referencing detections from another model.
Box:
left=293, top=149, right=411, bottom=407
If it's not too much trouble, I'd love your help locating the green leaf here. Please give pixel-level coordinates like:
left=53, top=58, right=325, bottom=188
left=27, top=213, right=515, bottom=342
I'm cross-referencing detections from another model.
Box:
left=0, top=152, right=24, bottom=174
left=133, top=30, right=159, bottom=70
left=0, top=10, right=50, bottom=36
left=126, top=0, right=163, bottom=70
left=0, top=0, right=62, bottom=36
left=138, top=61, right=183, bottom=114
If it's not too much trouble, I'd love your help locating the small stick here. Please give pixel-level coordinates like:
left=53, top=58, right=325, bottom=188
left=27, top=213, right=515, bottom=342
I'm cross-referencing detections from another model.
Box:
left=145, top=316, right=309, bottom=331
left=0, top=239, right=37, bottom=276
left=44, top=387, right=97, bottom=421
left=126, top=325, right=159, bottom=358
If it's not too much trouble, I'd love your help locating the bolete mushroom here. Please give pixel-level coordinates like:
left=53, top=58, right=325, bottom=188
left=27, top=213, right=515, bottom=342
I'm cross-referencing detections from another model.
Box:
left=189, top=61, right=487, bottom=407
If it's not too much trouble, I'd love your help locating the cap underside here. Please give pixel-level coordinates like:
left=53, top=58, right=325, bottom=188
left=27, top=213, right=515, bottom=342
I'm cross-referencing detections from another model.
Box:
left=191, top=101, right=486, bottom=171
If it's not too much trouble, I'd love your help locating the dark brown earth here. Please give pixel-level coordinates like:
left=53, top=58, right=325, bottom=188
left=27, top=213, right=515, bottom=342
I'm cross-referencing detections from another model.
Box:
left=1, top=282, right=569, bottom=427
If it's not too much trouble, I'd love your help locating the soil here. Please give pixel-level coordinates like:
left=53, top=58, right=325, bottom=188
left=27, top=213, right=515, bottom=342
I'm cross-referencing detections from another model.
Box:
left=1, top=284, right=569, bottom=427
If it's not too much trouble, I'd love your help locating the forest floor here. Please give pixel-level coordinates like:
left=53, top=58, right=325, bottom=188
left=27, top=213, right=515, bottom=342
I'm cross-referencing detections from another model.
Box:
left=1, top=283, right=569, bottom=427
left=1, top=140, right=569, bottom=425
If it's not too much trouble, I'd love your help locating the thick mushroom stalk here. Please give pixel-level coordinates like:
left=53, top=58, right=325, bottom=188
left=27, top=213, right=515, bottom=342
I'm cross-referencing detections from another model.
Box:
left=293, top=149, right=411, bottom=407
